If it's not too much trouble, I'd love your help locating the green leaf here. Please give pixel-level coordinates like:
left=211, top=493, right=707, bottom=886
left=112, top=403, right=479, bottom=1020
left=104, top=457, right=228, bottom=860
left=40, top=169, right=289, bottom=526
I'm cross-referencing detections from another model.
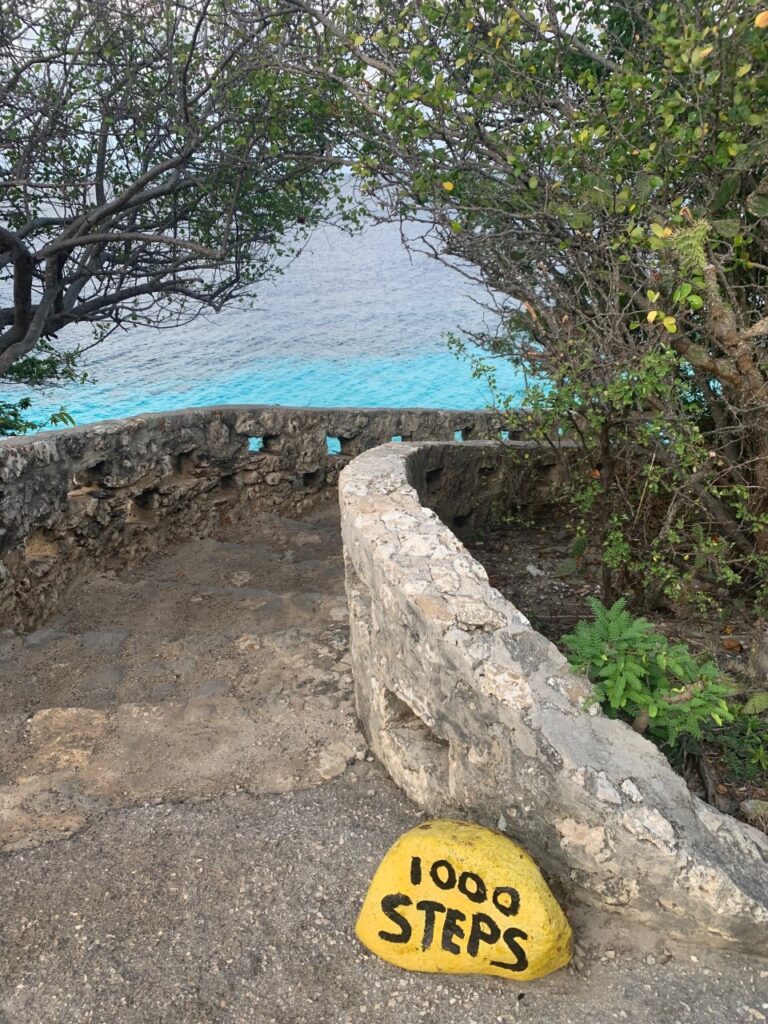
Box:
left=742, top=692, right=768, bottom=715
left=558, top=556, right=580, bottom=576
left=746, top=191, right=768, bottom=219
left=691, top=45, right=714, bottom=65
left=571, top=536, right=587, bottom=558
left=710, top=175, right=740, bottom=212
left=712, top=218, right=742, bottom=238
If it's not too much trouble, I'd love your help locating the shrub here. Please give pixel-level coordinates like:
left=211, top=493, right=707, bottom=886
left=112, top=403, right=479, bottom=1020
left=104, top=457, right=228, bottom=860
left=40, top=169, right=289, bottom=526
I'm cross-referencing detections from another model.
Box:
left=561, top=598, right=733, bottom=746
left=326, top=0, right=768, bottom=609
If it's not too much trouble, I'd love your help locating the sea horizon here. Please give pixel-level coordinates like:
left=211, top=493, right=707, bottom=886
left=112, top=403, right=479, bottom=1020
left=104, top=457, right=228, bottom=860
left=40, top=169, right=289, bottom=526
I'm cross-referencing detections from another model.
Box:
left=0, top=218, right=524, bottom=431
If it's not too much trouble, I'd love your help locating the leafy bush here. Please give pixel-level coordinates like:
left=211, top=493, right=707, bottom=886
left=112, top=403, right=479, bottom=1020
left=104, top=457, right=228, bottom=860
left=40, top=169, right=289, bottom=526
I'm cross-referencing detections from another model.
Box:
left=0, top=344, right=84, bottom=435
left=1, top=0, right=351, bottom=431
left=328, top=0, right=768, bottom=610
left=561, top=598, right=733, bottom=746
left=705, top=712, right=768, bottom=781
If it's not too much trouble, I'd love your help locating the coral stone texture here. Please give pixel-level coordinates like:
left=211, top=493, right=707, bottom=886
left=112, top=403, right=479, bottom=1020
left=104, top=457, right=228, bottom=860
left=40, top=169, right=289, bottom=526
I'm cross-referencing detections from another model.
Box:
left=356, top=818, right=573, bottom=980
left=0, top=405, right=503, bottom=631
left=3, top=409, right=767, bottom=960
left=0, top=408, right=504, bottom=851
left=339, top=440, right=768, bottom=955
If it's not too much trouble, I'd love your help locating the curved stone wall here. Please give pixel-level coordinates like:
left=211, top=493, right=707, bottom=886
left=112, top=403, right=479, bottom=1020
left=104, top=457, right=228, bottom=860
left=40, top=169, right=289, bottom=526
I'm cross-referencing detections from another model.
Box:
left=0, top=405, right=503, bottom=631
left=339, top=440, right=768, bottom=954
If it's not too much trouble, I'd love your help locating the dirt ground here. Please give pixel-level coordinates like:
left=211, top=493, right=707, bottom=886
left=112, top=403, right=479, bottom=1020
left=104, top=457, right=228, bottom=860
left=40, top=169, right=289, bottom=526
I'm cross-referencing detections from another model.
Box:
left=1, top=501, right=766, bottom=1023
left=0, top=501, right=364, bottom=851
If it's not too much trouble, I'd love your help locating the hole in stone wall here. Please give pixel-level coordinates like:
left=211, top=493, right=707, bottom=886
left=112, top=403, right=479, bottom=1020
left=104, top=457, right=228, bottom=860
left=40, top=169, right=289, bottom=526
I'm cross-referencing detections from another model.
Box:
left=478, top=465, right=497, bottom=478
left=382, top=687, right=450, bottom=776
left=453, top=512, right=472, bottom=531
left=128, top=488, right=160, bottom=523
left=134, top=488, right=159, bottom=511
left=248, top=436, right=264, bottom=452
left=175, top=450, right=196, bottom=475
left=302, top=468, right=325, bottom=488
left=425, top=466, right=443, bottom=486
left=219, top=473, right=236, bottom=490
left=262, top=434, right=281, bottom=452
left=326, top=435, right=341, bottom=456
left=72, top=460, right=109, bottom=487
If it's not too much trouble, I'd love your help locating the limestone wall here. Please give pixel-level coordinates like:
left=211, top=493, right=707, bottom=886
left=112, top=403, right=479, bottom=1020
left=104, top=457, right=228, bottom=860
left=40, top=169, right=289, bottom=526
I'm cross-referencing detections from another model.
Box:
left=339, top=440, right=768, bottom=954
left=0, top=405, right=503, bottom=631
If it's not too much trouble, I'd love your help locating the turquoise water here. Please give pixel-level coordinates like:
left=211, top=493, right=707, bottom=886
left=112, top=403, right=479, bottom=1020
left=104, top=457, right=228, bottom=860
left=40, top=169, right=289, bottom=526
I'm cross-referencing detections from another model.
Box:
left=1, top=219, right=524, bottom=427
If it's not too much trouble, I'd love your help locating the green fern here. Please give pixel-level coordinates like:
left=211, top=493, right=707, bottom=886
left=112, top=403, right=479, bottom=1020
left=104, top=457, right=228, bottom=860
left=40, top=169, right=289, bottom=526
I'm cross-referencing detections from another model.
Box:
left=562, top=599, right=733, bottom=747
left=671, top=219, right=710, bottom=275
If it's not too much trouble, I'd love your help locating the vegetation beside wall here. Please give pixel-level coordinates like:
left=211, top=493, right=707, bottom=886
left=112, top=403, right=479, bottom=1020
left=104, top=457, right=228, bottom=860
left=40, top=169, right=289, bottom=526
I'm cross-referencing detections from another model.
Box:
left=321, top=0, right=768, bottom=613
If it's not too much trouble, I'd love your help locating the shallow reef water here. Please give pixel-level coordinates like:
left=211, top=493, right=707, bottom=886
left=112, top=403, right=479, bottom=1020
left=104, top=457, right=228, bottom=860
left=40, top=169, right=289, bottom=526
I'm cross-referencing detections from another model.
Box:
left=0, top=221, right=524, bottom=429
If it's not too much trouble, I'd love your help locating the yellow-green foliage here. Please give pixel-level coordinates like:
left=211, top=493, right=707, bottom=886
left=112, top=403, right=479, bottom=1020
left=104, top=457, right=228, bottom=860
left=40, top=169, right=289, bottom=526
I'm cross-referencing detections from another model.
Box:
left=562, top=599, right=733, bottom=746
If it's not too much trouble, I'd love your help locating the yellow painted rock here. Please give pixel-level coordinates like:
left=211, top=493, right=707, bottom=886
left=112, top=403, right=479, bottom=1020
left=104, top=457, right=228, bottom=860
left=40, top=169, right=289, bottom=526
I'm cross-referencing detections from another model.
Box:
left=356, top=819, right=572, bottom=980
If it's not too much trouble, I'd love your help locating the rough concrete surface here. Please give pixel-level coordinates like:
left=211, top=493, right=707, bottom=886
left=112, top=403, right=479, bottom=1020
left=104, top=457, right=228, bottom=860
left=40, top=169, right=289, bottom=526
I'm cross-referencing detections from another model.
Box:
left=2, top=762, right=767, bottom=1024
left=0, top=502, right=364, bottom=850
left=0, top=405, right=504, bottom=631
left=1, top=496, right=766, bottom=1023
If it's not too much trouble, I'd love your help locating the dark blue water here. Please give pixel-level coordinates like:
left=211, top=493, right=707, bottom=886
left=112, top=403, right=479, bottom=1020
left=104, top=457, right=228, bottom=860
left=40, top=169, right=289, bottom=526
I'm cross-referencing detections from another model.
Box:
left=1, top=220, right=524, bottom=427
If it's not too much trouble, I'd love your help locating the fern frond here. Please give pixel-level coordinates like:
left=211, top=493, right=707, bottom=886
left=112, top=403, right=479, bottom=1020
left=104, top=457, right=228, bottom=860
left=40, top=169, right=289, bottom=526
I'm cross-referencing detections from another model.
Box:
left=671, top=219, right=710, bottom=275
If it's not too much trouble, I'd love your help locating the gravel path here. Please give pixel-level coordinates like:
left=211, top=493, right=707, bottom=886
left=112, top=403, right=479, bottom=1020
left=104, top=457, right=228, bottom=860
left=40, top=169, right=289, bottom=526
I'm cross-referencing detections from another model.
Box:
left=2, top=761, right=766, bottom=1024
left=0, top=501, right=364, bottom=851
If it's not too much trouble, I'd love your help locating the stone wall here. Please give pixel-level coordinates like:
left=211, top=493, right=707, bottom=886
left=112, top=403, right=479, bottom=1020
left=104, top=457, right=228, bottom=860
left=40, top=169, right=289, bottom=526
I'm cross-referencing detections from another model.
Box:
left=0, top=405, right=504, bottom=631
left=339, top=440, right=768, bottom=955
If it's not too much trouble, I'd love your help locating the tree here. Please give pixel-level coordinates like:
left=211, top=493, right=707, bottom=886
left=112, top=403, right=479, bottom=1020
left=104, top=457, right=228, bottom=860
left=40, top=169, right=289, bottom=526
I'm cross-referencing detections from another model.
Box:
left=0, top=0, right=351, bottom=432
left=297, top=0, right=768, bottom=610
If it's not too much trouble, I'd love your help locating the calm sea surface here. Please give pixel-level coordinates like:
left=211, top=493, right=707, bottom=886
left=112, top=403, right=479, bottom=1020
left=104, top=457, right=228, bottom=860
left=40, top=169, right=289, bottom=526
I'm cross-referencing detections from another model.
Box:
left=1, top=220, right=524, bottom=428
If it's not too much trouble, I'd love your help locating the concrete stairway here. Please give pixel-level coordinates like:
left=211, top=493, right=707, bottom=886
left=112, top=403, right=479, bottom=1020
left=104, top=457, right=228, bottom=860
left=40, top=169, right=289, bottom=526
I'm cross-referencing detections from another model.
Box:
left=0, top=501, right=365, bottom=851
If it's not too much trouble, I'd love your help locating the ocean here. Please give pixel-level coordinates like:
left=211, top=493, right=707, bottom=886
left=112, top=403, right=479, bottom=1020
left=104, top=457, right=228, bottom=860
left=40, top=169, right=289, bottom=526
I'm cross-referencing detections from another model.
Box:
left=0, top=218, right=525, bottom=428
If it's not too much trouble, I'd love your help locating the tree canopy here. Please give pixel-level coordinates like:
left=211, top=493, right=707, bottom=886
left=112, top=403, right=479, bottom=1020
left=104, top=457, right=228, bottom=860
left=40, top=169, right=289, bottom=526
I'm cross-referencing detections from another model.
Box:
left=295, top=0, right=768, bottom=607
left=4, top=0, right=768, bottom=609
left=0, top=0, right=350, bottom=430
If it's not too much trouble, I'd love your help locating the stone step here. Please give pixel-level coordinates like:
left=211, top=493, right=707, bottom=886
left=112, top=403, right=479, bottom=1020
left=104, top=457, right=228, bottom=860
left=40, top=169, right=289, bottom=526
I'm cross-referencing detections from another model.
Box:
left=0, top=503, right=364, bottom=852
